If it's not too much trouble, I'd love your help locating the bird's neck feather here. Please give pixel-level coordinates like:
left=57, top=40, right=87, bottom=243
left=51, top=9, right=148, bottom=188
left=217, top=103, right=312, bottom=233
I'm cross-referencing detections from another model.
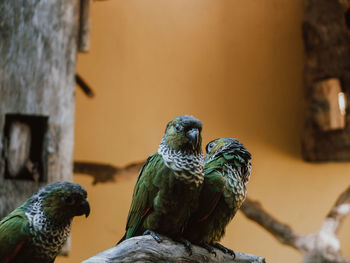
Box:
left=158, top=138, right=204, bottom=187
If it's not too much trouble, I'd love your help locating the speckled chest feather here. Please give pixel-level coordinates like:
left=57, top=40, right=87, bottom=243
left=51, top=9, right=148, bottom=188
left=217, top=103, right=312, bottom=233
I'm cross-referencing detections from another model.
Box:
left=158, top=139, right=204, bottom=187
left=25, top=199, right=71, bottom=261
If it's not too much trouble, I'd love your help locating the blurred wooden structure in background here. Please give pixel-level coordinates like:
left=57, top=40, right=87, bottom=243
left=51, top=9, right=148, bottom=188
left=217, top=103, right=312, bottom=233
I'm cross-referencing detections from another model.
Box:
left=0, top=0, right=91, bottom=254
left=302, top=0, right=350, bottom=161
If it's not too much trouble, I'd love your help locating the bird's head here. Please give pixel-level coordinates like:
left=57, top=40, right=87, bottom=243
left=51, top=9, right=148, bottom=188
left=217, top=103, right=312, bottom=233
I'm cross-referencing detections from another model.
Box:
left=38, top=182, right=90, bottom=224
left=163, top=115, right=203, bottom=154
left=205, top=138, right=251, bottom=182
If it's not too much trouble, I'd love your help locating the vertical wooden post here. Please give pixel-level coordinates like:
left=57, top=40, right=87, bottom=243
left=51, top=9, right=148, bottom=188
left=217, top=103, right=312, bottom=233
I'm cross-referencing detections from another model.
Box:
left=0, top=0, right=82, bottom=254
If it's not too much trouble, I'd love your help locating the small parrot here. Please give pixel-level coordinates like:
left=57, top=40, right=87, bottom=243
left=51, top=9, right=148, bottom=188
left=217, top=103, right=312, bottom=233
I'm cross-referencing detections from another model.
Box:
left=119, top=115, right=204, bottom=253
left=183, top=138, right=251, bottom=257
left=0, top=182, right=90, bottom=263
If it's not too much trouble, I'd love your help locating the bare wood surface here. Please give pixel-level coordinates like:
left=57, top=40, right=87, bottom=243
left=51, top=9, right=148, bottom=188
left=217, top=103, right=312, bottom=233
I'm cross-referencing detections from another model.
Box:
left=78, top=0, right=91, bottom=52
left=311, top=78, right=346, bottom=131
left=83, top=235, right=266, bottom=263
left=6, top=121, right=31, bottom=177
left=0, top=0, right=81, bottom=254
left=0, top=0, right=79, bottom=216
left=241, top=187, right=350, bottom=263
left=325, top=186, right=350, bottom=234
left=302, top=0, right=350, bottom=161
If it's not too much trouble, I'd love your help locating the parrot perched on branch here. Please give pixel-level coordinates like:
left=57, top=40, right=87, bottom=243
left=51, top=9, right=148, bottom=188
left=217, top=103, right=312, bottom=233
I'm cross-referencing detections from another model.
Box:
left=119, top=115, right=204, bottom=253
left=0, top=182, right=90, bottom=263
left=183, top=138, right=251, bottom=257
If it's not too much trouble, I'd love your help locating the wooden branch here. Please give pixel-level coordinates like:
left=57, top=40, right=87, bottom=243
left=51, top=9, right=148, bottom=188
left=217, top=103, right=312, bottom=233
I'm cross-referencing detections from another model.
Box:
left=82, top=235, right=266, bottom=263
left=73, top=160, right=144, bottom=184
left=241, top=198, right=302, bottom=250
left=241, top=188, right=350, bottom=263
left=75, top=74, right=95, bottom=98
left=325, top=186, right=350, bottom=234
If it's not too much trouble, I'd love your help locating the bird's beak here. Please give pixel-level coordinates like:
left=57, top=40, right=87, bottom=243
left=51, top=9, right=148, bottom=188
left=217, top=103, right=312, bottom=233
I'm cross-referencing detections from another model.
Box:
left=78, top=198, right=90, bottom=218
left=186, top=128, right=199, bottom=149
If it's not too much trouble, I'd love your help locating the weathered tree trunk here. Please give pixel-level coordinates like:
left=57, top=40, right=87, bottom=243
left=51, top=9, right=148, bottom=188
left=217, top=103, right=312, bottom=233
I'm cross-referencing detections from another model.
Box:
left=0, top=0, right=85, bottom=254
left=83, top=236, right=266, bottom=263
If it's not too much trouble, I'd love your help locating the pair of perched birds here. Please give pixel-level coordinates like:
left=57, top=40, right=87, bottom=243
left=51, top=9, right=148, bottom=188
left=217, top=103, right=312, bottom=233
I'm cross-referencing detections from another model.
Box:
left=119, top=115, right=252, bottom=257
left=0, top=115, right=251, bottom=263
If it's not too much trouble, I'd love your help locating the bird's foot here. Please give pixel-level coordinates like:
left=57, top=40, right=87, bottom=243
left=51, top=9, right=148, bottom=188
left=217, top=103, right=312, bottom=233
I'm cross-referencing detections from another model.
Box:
left=201, top=243, right=217, bottom=257
left=213, top=243, right=236, bottom=259
left=143, top=230, right=162, bottom=243
left=175, top=238, right=193, bottom=256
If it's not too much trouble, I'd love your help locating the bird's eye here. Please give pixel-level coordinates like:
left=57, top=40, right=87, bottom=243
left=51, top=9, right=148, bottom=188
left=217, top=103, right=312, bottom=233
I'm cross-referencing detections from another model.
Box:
left=174, top=124, right=183, bottom=132
left=206, top=142, right=216, bottom=153
left=64, top=196, right=75, bottom=205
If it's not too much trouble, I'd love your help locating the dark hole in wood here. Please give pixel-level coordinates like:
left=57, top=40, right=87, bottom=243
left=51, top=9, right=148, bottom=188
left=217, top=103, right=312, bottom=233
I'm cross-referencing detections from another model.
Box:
left=3, top=114, right=49, bottom=182
left=345, top=8, right=350, bottom=29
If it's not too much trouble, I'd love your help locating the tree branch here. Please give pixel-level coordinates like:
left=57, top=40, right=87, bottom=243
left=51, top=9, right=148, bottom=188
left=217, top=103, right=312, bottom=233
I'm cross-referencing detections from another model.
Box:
left=73, top=161, right=144, bottom=184
left=75, top=74, right=95, bottom=98
left=240, top=189, right=350, bottom=263
left=82, top=235, right=266, bottom=263
left=240, top=198, right=302, bottom=250
left=325, top=186, right=350, bottom=234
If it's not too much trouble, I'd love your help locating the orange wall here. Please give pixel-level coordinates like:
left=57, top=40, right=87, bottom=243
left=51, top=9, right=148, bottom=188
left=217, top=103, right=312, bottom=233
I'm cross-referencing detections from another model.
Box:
left=57, top=1, right=350, bottom=262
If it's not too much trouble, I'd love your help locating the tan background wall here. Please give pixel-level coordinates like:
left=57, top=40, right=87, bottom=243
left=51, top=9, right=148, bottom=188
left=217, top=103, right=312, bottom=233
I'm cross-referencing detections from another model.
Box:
left=56, top=0, right=350, bottom=262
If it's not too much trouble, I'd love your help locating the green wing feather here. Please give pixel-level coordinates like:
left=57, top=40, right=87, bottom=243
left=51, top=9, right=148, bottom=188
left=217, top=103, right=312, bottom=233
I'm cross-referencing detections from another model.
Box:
left=196, top=169, right=226, bottom=221
left=0, top=206, right=30, bottom=262
left=125, top=153, right=163, bottom=238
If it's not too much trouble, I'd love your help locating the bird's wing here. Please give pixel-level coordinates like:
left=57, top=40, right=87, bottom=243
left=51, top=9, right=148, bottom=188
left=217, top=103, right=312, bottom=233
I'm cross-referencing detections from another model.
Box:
left=0, top=207, right=30, bottom=263
left=125, top=153, right=162, bottom=238
left=196, top=169, right=226, bottom=223
left=222, top=153, right=250, bottom=209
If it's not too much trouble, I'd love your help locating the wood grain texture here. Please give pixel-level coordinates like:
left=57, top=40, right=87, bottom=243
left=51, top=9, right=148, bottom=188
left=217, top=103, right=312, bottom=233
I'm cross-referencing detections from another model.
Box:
left=83, top=235, right=266, bottom=263
left=0, top=0, right=79, bottom=216
left=0, top=0, right=80, bottom=254
left=6, top=121, right=31, bottom=177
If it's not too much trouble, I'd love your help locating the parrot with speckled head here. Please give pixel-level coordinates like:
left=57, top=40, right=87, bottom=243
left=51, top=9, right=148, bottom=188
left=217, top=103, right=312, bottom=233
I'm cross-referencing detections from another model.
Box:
left=119, top=115, right=204, bottom=253
left=183, top=138, right=251, bottom=257
left=0, top=182, right=90, bottom=263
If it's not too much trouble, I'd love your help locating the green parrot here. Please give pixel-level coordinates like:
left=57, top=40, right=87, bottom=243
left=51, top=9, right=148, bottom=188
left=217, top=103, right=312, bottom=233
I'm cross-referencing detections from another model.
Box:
left=0, top=182, right=90, bottom=263
left=119, top=115, right=204, bottom=253
left=183, top=138, right=251, bottom=257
